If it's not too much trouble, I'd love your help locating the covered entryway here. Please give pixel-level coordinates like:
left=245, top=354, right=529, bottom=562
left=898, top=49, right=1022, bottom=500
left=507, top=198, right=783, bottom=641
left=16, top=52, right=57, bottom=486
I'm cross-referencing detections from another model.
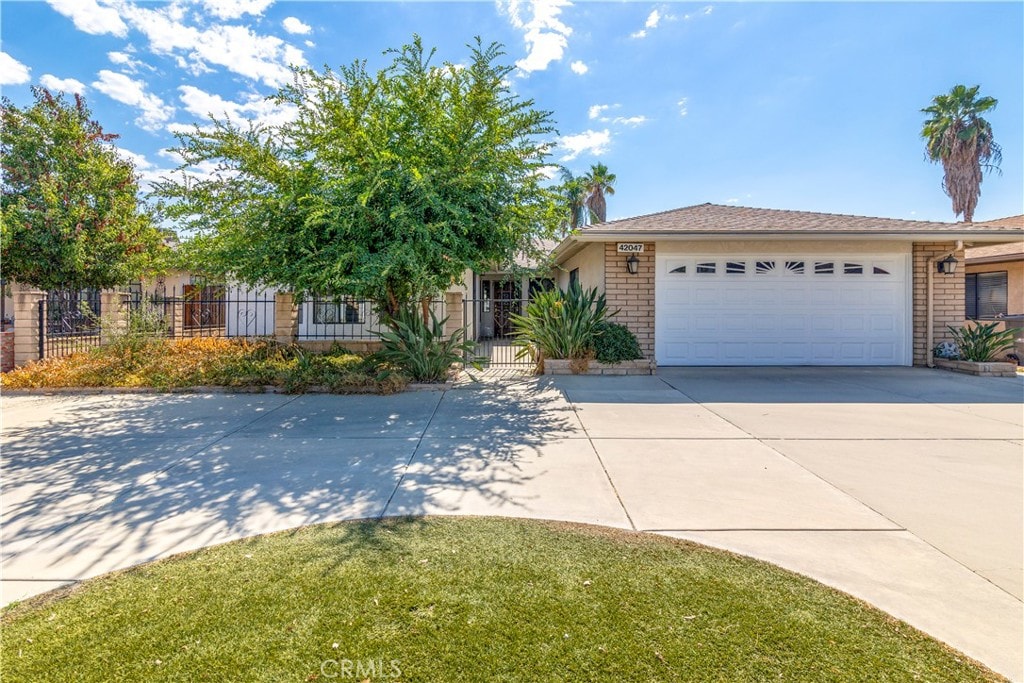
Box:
left=655, top=249, right=911, bottom=366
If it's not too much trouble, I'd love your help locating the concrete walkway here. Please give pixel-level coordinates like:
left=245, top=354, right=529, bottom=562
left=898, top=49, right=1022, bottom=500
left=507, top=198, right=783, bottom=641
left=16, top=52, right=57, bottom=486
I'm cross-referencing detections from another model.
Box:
left=1, top=367, right=1021, bottom=680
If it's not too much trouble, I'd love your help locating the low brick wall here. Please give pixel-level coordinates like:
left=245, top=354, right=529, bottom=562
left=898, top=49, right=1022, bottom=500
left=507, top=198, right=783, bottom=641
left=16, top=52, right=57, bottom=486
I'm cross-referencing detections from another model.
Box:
left=1, top=329, right=14, bottom=372
left=933, top=359, right=1017, bottom=378
left=295, top=340, right=382, bottom=355
left=543, top=358, right=656, bottom=376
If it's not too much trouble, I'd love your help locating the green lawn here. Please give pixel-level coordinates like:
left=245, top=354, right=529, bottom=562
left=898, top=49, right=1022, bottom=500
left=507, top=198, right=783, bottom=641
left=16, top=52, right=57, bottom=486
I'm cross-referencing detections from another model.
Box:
left=0, top=518, right=1001, bottom=682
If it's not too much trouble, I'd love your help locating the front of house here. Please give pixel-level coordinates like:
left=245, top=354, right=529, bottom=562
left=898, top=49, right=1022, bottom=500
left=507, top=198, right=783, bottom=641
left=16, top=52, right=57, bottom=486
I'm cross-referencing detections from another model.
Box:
left=552, top=203, right=1024, bottom=367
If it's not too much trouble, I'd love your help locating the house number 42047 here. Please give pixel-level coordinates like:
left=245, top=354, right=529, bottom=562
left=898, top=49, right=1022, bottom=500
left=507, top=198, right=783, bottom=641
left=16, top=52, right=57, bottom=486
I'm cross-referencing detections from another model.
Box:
left=617, top=243, right=644, bottom=253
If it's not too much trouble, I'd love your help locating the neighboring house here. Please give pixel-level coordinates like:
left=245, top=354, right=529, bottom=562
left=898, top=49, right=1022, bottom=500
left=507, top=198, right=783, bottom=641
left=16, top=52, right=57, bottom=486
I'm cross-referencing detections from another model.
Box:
left=551, top=203, right=1023, bottom=367
left=964, top=215, right=1024, bottom=322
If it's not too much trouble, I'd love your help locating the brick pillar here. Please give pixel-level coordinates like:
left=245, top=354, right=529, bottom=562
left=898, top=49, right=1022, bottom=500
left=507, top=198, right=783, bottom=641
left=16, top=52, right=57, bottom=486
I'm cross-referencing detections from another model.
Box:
left=912, top=242, right=966, bottom=366
left=12, top=283, right=46, bottom=367
left=444, top=291, right=464, bottom=339
left=274, top=292, right=299, bottom=344
left=603, top=242, right=656, bottom=360
left=99, top=290, right=128, bottom=345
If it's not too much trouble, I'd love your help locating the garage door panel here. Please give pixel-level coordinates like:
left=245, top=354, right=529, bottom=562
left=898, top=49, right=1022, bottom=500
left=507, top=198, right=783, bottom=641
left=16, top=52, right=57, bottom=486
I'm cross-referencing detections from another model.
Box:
left=656, top=251, right=909, bottom=366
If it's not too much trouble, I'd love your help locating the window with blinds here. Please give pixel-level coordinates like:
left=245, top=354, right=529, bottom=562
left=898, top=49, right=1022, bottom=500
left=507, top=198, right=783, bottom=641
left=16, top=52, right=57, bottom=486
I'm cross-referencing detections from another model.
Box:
left=965, top=271, right=1008, bottom=319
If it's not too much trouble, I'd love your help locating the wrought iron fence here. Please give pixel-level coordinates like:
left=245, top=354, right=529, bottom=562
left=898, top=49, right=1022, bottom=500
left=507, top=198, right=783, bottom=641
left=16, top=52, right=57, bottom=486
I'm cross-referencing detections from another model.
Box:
left=463, top=297, right=534, bottom=368
left=295, top=297, right=447, bottom=342
left=38, top=289, right=103, bottom=359
left=127, top=286, right=275, bottom=339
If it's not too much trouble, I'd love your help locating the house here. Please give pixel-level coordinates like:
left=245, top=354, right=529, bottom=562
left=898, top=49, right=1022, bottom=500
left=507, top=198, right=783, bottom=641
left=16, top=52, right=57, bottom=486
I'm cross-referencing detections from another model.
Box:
left=551, top=203, right=1024, bottom=367
left=964, top=216, right=1024, bottom=322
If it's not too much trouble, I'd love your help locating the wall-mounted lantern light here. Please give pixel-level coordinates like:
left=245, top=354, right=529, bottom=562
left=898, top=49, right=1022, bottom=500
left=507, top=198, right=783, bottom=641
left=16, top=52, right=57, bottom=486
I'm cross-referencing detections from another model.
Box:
left=626, top=253, right=640, bottom=275
left=936, top=255, right=958, bottom=275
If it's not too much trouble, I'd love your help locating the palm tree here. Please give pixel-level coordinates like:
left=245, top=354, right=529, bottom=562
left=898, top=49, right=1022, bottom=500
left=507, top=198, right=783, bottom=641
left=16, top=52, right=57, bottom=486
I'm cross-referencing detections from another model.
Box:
left=582, top=162, right=616, bottom=224
left=921, top=85, right=1002, bottom=222
left=558, top=168, right=588, bottom=235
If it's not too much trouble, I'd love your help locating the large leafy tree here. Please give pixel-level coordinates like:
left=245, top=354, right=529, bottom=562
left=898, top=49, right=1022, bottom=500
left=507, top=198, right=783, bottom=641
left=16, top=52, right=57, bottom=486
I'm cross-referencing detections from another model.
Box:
left=582, top=162, right=616, bottom=224
left=921, top=84, right=1002, bottom=222
left=1, top=88, right=162, bottom=290
left=155, top=37, right=558, bottom=315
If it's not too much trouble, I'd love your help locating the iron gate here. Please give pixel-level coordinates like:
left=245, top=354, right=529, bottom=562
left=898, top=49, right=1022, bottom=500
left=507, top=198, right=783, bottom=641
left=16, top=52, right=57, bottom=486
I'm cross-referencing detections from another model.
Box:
left=38, top=289, right=102, bottom=359
left=462, top=297, right=534, bottom=369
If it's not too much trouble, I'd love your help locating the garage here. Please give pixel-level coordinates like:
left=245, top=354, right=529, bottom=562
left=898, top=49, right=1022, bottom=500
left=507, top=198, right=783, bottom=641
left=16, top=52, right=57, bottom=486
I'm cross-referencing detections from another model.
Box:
left=655, top=250, right=912, bottom=366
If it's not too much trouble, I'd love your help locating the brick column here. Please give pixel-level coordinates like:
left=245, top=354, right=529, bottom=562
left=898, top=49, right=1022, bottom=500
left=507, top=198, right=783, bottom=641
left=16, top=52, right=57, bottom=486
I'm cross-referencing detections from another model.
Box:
left=604, top=242, right=655, bottom=360
left=99, top=290, right=128, bottom=345
left=444, top=291, right=464, bottom=339
left=912, top=242, right=965, bottom=366
left=11, top=283, right=46, bottom=367
left=274, top=292, right=299, bottom=344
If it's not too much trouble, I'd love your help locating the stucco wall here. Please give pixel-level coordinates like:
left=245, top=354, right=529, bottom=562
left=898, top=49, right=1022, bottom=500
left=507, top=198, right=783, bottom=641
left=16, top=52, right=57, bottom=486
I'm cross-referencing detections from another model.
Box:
left=558, top=243, right=606, bottom=292
left=966, top=260, right=1024, bottom=316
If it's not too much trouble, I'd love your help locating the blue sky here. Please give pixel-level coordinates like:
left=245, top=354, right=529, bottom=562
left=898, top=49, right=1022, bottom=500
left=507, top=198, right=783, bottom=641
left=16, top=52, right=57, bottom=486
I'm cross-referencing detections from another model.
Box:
left=1, top=1, right=1021, bottom=224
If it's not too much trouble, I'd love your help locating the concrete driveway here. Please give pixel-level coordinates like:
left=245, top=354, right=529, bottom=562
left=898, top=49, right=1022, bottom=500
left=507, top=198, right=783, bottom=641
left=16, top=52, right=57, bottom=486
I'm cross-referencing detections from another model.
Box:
left=1, top=367, right=1021, bottom=680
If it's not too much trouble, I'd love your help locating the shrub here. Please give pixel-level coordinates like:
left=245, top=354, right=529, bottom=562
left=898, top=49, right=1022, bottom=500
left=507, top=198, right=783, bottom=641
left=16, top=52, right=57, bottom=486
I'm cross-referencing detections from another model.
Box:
left=593, top=322, right=643, bottom=363
left=374, top=306, right=479, bottom=382
left=511, top=285, right=612, bottom=362
left=946, top=322, right=1021, bottom=362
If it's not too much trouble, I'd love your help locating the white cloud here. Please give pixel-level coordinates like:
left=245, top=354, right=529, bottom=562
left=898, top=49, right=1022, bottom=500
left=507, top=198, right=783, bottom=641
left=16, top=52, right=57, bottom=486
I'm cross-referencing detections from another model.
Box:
left=612, top=115, right=648, bottom=126
left=645, top=9, right=662, bottom=29
left=92, top=70, right=175, bottom=131
left=725, top=197, right=739, bottom=204
left=501, top=0, right=574, bottom=74
left=305, top=40, right=315, bottom=48
left=116, top=3, right=308, bottom=88
left=557, top=129, right=611, bottom=161
left=630, top=30, right=647, bottom=39
left=40, top=74, right=87, bottom=94
left=588, top=103, right=617, bottom=120
left=46, top=0, right=128, bottom=37
left=107, top=50, right=152, bottom=74
left=570, top=60, right=588, bottom=75
left=703, top=5, right=714, bottom=15
left=176, top=85, right=298, bottom=127
left=0, top=51, right=31, bottom=85
left=282, top=16, right=312, bottom=35
left=677, top=97, right=689, bottom=117
left=200, top=0, right=274, bottom=20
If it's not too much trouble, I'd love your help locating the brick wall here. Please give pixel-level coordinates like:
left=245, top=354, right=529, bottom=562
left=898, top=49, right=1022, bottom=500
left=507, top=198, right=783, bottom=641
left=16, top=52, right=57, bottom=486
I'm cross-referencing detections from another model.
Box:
left=912, top=242, right=965, bottom=366
left=603, top=242, right=655, bottom=359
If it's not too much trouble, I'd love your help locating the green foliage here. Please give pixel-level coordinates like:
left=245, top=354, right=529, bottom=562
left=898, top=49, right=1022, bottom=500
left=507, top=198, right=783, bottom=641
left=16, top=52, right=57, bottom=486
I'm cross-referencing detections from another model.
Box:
left=946, top=322, right=1020, bottom=362
left=153, top=36, right=558, bottom=315
left=373, top=305, right=479, bottom=382
left=1, top=88, right=163, bottom=290
left=593, top=321, right=643, bottom=363
left=0, top=338, right=404, bottom=393
left=920, top=85, right=1001, bottom=222
left=511, top=284, right=611, bottom=361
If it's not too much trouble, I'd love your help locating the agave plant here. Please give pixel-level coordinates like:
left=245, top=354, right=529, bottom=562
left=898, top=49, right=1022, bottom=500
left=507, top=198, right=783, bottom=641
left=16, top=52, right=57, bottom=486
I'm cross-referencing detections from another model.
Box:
left=510, top=284, right=613, bottom=363
left=374, top=305, right=480, bottom=382
left=946, top=322, right=1020, bottom=362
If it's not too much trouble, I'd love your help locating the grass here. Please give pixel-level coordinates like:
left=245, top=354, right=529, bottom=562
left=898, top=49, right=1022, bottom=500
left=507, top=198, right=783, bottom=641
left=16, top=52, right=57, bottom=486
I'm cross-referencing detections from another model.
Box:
left=0, top=517, right=1000, bottom=682
left=0, top=337, right=407, bottom=393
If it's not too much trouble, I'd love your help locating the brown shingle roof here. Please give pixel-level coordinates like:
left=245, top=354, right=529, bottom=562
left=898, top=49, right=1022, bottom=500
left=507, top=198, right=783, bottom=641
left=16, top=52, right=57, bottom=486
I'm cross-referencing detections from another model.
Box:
left=974, top=215, right=1024, bottom=229
left=578, top=203, right=1024, bottom=236
left=965, top=240, right=1024, bottom=263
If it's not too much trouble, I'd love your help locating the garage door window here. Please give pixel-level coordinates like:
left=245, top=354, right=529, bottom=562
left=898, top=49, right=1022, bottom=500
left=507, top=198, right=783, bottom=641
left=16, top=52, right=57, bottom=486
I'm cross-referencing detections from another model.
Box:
left=966, top=271, right=1008, bottom=319
left=696, top=262, right=716, bottom=274
left=814, top=262, right=834, bottom=274
left=843, top=263, right=864, bottom=275
left=725, top=261, right=746, bottom=274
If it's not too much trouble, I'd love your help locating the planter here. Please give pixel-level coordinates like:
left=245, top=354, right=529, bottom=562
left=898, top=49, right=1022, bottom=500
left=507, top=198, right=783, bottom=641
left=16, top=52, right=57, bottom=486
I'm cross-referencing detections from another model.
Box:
left=543, top=358, right=656, bottom=376
left=933, top=358, right=1018, bottom=378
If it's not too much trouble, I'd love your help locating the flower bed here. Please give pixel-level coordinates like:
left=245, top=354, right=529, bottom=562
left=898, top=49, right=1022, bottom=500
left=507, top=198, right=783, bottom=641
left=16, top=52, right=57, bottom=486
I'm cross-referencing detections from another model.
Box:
left=933, top=358, right=1017, bottom=378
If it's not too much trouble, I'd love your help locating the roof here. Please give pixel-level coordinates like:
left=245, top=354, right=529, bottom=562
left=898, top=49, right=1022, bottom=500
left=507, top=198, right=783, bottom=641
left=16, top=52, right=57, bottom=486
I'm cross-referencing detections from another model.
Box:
left=965, top=240, right=1024, bottom=264
left=575, top=203, right=1024, bottom=237
left=974, top=215, right=1024, bottom=229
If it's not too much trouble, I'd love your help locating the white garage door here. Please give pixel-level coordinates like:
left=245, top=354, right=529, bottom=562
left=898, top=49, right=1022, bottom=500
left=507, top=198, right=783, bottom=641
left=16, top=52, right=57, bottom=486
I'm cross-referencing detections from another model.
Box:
left=655, top=253, right=911, bottom=366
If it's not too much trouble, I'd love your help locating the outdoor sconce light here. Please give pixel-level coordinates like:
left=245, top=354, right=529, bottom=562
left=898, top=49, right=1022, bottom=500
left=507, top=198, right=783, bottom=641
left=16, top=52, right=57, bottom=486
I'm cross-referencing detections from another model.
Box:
left=936, top=255, right=958, bottom=275
left=626, top=253, right=640, bottom=275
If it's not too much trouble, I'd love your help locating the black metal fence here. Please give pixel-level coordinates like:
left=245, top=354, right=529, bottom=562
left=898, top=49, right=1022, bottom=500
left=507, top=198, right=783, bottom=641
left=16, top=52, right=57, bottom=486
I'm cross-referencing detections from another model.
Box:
left=463, top=297, right=534, bottom=368
left=38, top=289, right=103, bottom=360
left=295, top=297, right=446, bottom=342
left=127, top=286, right=276, bottom=339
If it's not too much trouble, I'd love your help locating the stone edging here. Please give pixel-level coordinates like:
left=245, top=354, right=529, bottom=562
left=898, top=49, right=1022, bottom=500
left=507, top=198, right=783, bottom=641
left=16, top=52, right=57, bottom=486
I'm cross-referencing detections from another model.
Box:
left=543, top=359, right=656, bottom=376
left=933, top=359, right=1018, bottom=378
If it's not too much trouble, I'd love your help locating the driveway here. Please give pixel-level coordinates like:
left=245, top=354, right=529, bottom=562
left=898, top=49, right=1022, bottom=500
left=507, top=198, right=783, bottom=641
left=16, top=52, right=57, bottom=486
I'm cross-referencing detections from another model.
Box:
left=1, top=367, right=1021, bottom=680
